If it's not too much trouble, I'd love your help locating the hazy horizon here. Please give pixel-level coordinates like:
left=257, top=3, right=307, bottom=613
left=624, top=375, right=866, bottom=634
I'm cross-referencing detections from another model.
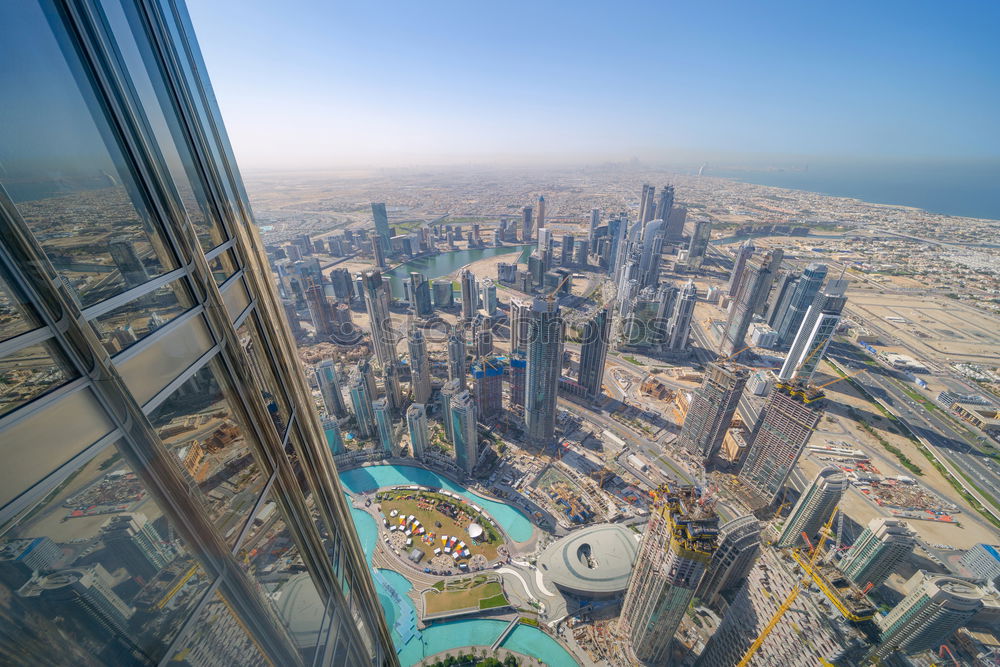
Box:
left=187, top=0, right=999, bottom=171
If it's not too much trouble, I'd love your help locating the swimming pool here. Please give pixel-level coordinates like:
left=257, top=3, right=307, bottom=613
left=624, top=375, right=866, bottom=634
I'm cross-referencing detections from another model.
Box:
left=342, top=466, right=577, bottom=666
left=339, top=464, right=534, bottom=542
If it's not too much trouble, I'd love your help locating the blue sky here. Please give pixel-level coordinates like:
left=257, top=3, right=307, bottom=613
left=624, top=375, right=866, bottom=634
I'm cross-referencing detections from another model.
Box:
left=186, top=0, right=1000, bottom=169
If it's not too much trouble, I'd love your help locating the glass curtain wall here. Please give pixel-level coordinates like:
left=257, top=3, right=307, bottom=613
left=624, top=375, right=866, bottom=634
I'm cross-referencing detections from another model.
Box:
left=0, top=1, right=395, bottom=665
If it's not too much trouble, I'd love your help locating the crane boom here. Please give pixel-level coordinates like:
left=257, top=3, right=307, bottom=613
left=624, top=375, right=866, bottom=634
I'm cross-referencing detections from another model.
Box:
left=735, top=507, right=838, bottom=667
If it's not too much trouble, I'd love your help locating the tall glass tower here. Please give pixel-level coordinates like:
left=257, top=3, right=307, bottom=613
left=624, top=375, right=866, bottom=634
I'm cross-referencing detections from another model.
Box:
left=0, top=1, right=394, bottom=664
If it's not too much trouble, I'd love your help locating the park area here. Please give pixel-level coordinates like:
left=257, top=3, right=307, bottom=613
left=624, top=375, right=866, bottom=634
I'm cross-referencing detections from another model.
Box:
left=422, top=575, right=509, bottom=617
left=377, top=489, right=504, bottom=563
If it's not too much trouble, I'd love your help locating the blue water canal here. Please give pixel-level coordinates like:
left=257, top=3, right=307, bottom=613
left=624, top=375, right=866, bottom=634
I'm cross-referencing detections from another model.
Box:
left=382, top=244, right=534, bottom=297
left=342, top=465, right=577, bottom=666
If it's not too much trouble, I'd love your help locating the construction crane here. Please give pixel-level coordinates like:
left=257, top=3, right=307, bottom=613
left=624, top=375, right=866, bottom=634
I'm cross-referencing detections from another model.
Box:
left=735, top=507, right=837, bottom=667
left=938, top=644, right=960, bottom=667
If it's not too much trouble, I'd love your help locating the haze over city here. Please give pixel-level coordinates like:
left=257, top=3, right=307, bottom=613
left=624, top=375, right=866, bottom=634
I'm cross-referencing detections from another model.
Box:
left=1, top=2, right=999, bottom=667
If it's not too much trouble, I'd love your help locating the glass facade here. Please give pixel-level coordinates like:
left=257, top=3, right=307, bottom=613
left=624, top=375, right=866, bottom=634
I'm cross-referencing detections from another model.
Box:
left=0, top=1, right=395, bottom=665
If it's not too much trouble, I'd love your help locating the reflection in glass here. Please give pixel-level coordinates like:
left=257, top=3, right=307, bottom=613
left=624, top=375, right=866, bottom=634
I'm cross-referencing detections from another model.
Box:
left=235, top=316, right=289, bottom=434
left=167, top=592, right=269, bottom=666
left=96, top=0, right=228, bottom=254
left=208, top=250, right=239, bottom=286
left=148, top=362, right=265, bottom=546
left=237, top=492, right=325, bottom=662
left=0, top=340, right=76, bottom=417
left=93, top=279, right=194, bottom=355
left=0, top=266, right=40, bottom=343
left=0, top=2, right=177, bottom=307
left=0, top=441, right=211, bottom=665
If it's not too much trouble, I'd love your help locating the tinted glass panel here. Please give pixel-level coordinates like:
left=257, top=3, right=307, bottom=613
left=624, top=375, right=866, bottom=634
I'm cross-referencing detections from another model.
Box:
left=0, top=339, right=76, bottom=417
left=237, top=491, right=326, bottom=661
left=148, top=361, right=266, bottom=546
left=0, top=441, right=211, bottom=665
left=96, top=0, right=228, bottom=253
left=93, top=279, right=194, bottom=355
left=235, top=316, right=290, bottom=435
left=0, top=1, right=178, bottom=307
left=0, top=266, right=40, bottom=343
left=166, top=592, right=269, bottom=666
left=208, top=249, right=239, bottom=286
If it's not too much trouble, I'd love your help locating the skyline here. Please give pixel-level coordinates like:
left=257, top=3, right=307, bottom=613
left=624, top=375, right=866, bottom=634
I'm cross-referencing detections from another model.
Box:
left=187, top=0, right=1000, bottom=170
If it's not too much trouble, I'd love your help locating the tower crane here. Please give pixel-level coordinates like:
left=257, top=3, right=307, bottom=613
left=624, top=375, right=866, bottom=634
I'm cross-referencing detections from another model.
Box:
left=735, top=507, right=838, bottom=667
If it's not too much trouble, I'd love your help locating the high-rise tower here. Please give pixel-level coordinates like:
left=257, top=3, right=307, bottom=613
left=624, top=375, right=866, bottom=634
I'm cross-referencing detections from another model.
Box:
left=362, top=269, right=397, bottom=368
left=696, top=515, right=761, bottom=608
left=407, top=327, right=432, bottom=404
left=778, top=279, right=848, bottom=382
left=447, top=329, right=467, bottom=389
left=686, top=220, right=712, bottom=270
left=524, top=298, right=564, bottom=446
left=739, top=381, right=825, bottom=505
left=0, top=1, right=393, bottom=661
left=638, top=219, right=665, bottom=288
left=471, top=356, right=505, bottom=421
left=371, top=202, right=392, bottom=255
left=349, top=362, right=378, bottom=438
left=315, top=358, right=349, bottom=418
left=460, top=269, right=478, bottom=321
left=409, top=271, right=433, bottom=317
left=775, top=466, right=847, bottom=547
left=373, top=398, right=394, bottom=456
left=665, top=280, right=697, bottom=352
left=537, top=195, right=546, bottom=230
left=450, top=391, right=478, bottom=475
left=727, top=241, right=755, bottom=297
left=509, top=297, right=531, bottom=356
left=774, top=263, right=828, bottom=346
left=577, top=306, right=612, bottom=402
left=406, top=403, right=429, bottom=459
left=621, top=486, right=719, bottom=665
left=870, top=573, right=983, bottom=661
left=589, top=208, right=601, bottom=247
left=720, top=249, right=783, bottom=357
left=839, top=518, right=915, bottom=589
left=678, top=363, right=749, bottom=461
left=521, top=206, right=533, bottom=242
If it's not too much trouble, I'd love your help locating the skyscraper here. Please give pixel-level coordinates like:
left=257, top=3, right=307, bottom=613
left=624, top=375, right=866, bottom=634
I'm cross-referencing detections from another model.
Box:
left=621, top=486, right=719, bottom=665
left=561, top=234, right=575, bottom=266
left=775, top=466, right=847, bottom=547
left=678, top=363, right=749, bottom=461
left=471, top=356, right=505, bottom=421
left=589, top=208, right=601, bottom=246
left=686, top=220, right=712, bottom=270
left=450, top=390, right=478, bottom=475
left=371, top=202, right=392, bottom=254
left=839, top=518, right=915, bottom=589
left=0, top=2, right=392, bottom=662
left=315, top=359, right=348, bottom=418
left=524, top=298, right=564, bottom=446
left=727, top=241, right=755, bottom=297
left=439, top=379, right=461, bottom=445
left=665, top=280, right=697, bottom=352
left=764, top=270, right=799, bottom=327
left=577, top=306, right=612, bottom=402
left=869, top=573, right=983, bottom=661
left=373, top=398, right=394, bottom=456
left=460, top=268, right=478, bottom=321
left=406, top=403, right=429, bottom=459
left=370, top=231, right=387, bottom=269
left=481, top=278, right=498, bottom=314
left=362, top=269, right=397, bottom=369
left=537, top=195, right=546, bottom=230
left=696, top=515, right=761, bottom=608
left=432, top=279, right=454, bottom=308
left=657, top=186, right=675, bottom=232
left=383, top=362, right=404, bottom=414
left=720, top=249, right=783, bottom=357
left=305, top=280, right=333, bottom=338
left=409, top=271, right=433, bottom=317
left=509, top=354, right=527, bottom=409
left=521, top=205, right=533, bottom=242
left=447, top=329, right=467, bottom=388
left=778, top=279, right=848, bottom=382
left=638, top=184, right=655, bottom=225
left=349, top=362, right=378, bottom=438
left=407, top=328, right=432, bottom=404
left=774, top=262, right=828, bottom=346
left=509, top=297, right=531, bottom=355
left=638, top=219, right=665, bottom=288
left=739, top=381, right=825, bottom=505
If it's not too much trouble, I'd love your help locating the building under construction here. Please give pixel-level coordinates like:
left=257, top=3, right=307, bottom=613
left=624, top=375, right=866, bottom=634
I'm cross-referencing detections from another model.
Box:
left=696, top=547, right=876, bottom=666
left=620, top=485, right=719, bottom=665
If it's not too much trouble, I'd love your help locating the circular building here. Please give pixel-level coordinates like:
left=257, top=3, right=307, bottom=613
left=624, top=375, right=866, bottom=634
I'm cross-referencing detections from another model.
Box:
left=537, top=523, right=639, bottom=598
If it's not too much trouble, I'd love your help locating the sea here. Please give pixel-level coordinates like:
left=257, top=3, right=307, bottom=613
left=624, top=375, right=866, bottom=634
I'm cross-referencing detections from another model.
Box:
left=706, top=159, right=1000, bottom=222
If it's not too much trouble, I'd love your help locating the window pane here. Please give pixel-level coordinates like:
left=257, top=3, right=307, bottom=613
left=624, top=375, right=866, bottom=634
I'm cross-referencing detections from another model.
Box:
left=0, top=441, right=212, bottom=665
left=96, top=0, right=228, bottom=253
left=166, top=592, right=269, bottom=666
left=237, top=492, right=326, bottom=662
left=0, top=1, right=178, bottom=307
left=148, top=361, right=266, bottom=546
left=92, top=279, right=194, bottom=355
left=235, top=316, right=290, bottom=435
left=0, top=266, right=41, bottom=343
left=208, top=249, right=239, bottom=286
left=0, top=339, right=76, bottom=417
